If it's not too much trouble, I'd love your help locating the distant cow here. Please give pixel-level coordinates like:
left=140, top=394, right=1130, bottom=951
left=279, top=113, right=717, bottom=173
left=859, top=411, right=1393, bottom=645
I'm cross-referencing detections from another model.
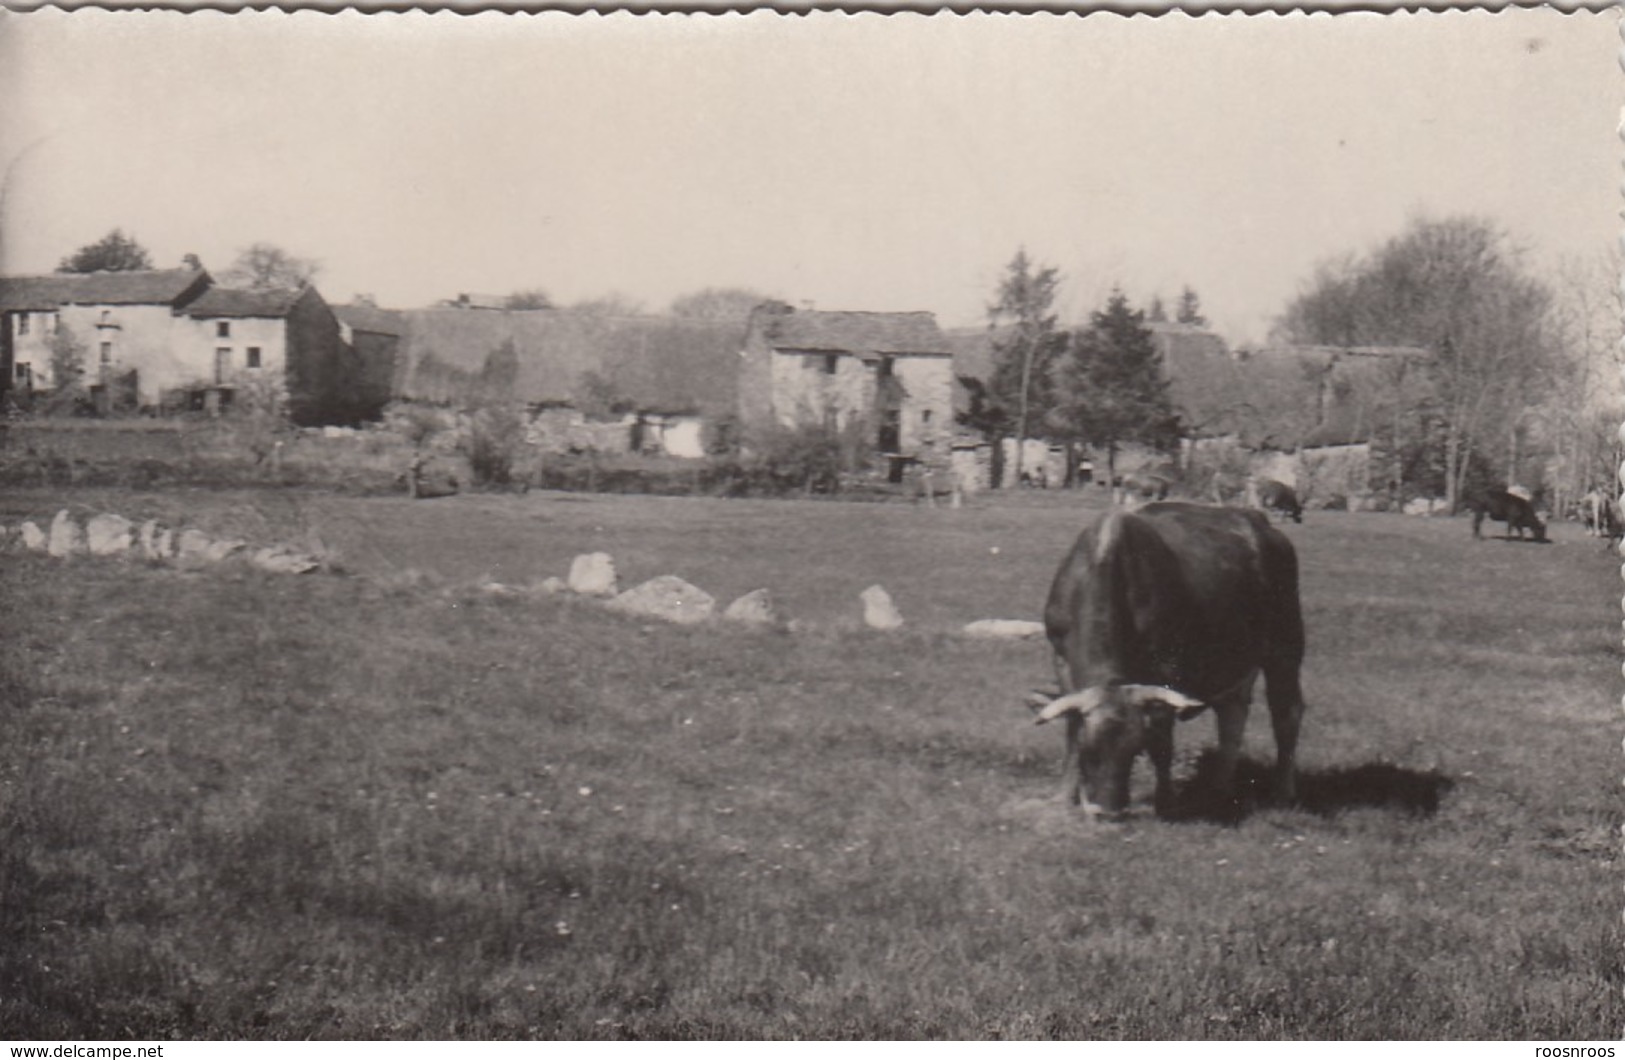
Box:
left=1026, top=502, right=1308, bottom=818
left=1466, top=489, right=1547, bottom=542
left=1255, top=479, right=1303, bottom=523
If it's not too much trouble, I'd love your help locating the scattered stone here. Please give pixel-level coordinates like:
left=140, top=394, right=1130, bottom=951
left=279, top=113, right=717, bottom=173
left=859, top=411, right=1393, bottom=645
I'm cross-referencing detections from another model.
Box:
left=47, top=510, right=84, bottom=558
left=723, top=588, right=778, bottom=627
left=248, top=547, right=320, bottom=575
left=963, top=619, right=1046, bottom=640
left=568, top=552, right=619, bottom=597
left=153, top=527, right=175, bottom=560
left=607, top=575, right=716, bottom=626
left=85, top=513, right=135, bottom=556
left=1402, top=497, right=1444, bottom=517
left=137, top=520, right=162, bottom=560
left=19, top=521, right=46, bottom=552
left=535, top=576, right=568, bottom=594
left=860, top=584, right=904, bottom=631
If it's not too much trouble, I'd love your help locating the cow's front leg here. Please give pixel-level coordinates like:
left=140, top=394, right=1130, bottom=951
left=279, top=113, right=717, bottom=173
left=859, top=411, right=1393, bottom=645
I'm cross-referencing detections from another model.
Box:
left=1146, top=713, right=1177, bottom=817
left=1062, top=712, right=1083, bottom=805
left=1211, top=698, right=1249, bottom=799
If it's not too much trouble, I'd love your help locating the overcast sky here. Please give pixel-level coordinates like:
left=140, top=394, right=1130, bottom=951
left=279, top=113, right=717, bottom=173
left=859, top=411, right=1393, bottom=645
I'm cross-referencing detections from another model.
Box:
left=0, top=10, right=1615, bottom=344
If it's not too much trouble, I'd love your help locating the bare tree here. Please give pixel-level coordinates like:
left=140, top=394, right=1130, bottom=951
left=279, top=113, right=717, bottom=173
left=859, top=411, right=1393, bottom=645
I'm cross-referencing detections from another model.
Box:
left=1276, top=216, right=1559, bottom=511
left=219, top=242, right=320, bottom=290
left=669, top=287, right=770, bottom=319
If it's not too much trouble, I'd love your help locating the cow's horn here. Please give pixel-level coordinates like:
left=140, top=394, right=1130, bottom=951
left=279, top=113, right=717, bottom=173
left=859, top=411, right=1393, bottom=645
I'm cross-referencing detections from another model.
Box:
left=1121, top=684, right=1207, bottom=720
left=1034, top=687, right=1106, bottom=725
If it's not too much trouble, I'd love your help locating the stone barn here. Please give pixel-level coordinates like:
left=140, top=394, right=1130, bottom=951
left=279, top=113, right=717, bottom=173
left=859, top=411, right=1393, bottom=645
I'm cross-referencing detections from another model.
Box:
left=738, top=302, right=955, bottom=464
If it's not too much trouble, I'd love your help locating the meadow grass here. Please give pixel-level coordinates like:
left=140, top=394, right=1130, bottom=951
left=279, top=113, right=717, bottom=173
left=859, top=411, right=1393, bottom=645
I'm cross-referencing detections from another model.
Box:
left=0, top=490, right=1618, bottom=1038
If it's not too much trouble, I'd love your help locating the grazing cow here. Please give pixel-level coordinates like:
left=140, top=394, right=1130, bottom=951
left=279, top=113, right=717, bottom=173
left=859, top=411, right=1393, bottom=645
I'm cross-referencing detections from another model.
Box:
left=1466, top=489, right=1547, bottom=542
left=1026, top=502, right=1308, bottom=818
left=1255, top=478, right=1303, bottom=523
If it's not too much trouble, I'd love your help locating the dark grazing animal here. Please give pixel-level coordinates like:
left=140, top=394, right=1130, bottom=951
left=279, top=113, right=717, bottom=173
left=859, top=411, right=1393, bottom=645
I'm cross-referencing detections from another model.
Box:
left=1255, top=478, right=1303, bottom=523
left=1026, top=502, right=1308, bottom=818
left=1466, top=489, right=1547, bottom=542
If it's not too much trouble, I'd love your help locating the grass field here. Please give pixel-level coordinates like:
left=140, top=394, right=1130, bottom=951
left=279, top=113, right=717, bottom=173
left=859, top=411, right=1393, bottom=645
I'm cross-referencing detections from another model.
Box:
left=1, top=487, right=1619, bottom=1038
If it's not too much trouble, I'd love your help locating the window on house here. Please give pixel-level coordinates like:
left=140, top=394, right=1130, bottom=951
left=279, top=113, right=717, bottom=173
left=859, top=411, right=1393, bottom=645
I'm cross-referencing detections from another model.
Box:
left=823, top=353, right=839, bottom=375
left=215, top=348, right=231, bottom=384
left=100, top=309, right=111, bottom=325
left=246, top=347, right=262, bottom=369
left=878, top=356, right=894, bottom=377
left=16, top=362, right=30, bottom=381
left=47, top=313, right=58, bottom=334
left=16, top=314, right=28, bottom=336
left=99, top=342, right=112, bottom=364
left=921, top=409, right=932, bottom=425
left=217, top=321, right=231, bottom=339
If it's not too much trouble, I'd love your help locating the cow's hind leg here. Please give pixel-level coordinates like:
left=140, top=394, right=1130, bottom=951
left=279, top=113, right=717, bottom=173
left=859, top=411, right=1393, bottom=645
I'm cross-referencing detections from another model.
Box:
left=1263, top=667, right=1306, bottom=805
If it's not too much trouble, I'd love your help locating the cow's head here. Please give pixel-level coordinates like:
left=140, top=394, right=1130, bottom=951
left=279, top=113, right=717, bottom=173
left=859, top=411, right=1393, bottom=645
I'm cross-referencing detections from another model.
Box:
left=1027, top=684, right=1206, bottom=815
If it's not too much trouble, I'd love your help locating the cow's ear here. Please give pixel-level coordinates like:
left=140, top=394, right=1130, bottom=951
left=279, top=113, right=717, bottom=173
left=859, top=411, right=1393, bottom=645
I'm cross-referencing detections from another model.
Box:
left=1122, top=684, right=1206, bottom=721
left=1033, top=687, right=1106, bottom=725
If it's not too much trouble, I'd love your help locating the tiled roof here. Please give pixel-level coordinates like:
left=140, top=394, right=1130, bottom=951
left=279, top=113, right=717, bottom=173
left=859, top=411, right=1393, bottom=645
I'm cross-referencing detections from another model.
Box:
left=184, top=285, right=308, bottom=319
left=0, top=269, right=210, bottom=311
left=759, top=308, right=949, bottom=356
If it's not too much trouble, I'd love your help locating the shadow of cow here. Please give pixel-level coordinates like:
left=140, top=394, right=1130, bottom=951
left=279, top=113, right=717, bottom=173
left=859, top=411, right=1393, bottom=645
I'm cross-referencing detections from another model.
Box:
left=1165, top=751, right=1456, bottom=824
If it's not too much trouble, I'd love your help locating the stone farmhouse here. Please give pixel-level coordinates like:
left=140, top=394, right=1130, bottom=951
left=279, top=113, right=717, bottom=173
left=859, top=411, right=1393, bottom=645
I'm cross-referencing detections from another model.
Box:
left=738, top=302, right=955, bottom=464
left=0, top=268, right=390, bottom=426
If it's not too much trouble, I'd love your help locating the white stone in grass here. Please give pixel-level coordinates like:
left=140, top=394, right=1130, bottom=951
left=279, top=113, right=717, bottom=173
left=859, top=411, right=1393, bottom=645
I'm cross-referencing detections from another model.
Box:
left=568, top=552, right=618, bottom=597
left=722, top=589, right=778, bottom=628
left=607, top=575, right=716, bottom=626
left=249, top=547, right=320, bottom=575
left=19, top=523, right=45, bottom=556
left=47, top=510, right=84, bottom=558
left=85, top=513, right=135, bottom=556
left=963, top=619, right=1045, bottom=640
left=19, top=521, right=46, bottom=552
left=535, top=576, right=568, bottom=594
left=152, top=527, right=175, bottom=560
left=860, top=584, right=904, bottom=631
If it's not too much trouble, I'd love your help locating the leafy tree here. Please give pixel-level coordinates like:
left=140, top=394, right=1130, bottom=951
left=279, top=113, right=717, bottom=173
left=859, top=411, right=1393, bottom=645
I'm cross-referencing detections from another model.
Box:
left=1048, top=289, right=1182, bottom=498
left=219, top=242, right=319, bottom=289
left=1175, top=285, right=1208, bottom=327
left=1275, top=216, right=1558, bottom=510
left=1147, top=295, right=1168, bottom=323
left=985, top=249, right=1065, bottom=484
left=58, top=229, right=153, bottom=273
left=504, top=289, right=554, bottom=310
left=669, top=287, right=769, bottom=319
